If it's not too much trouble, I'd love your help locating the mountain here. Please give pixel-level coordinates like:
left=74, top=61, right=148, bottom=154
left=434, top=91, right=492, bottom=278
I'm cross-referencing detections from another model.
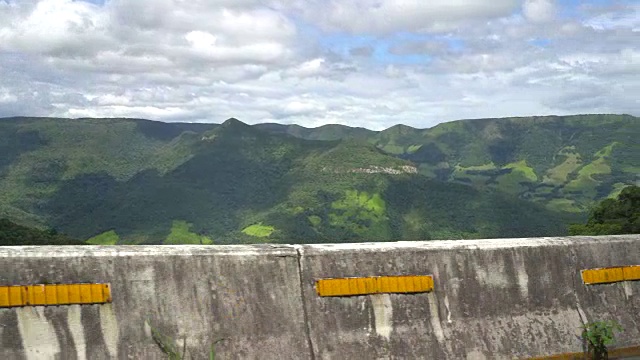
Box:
left=260, top=114, right=640, bottom=213
left=0, top=114, right=636, bottom=245
left=254, top=123, right=375, bottom=141
left=0, top=218, right=83, bottom=246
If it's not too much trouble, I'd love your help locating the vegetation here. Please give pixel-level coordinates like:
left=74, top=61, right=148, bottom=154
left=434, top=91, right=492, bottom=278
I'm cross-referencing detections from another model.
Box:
left=0, top=114, right=636, bottom=245
left=569, top=185, right=640, bottom=235
left=165, top=220, right=213, bottom=245
left=149, top=321, right=226, bottom=360
left=291, top=114, right=639, bottom=211
left=0, top=218, right=84, bottom=245
left=147, top=321, right=227, bottom=360
left=241, top=223, right=275, bottom=238
left=581, top=320, right=623, bottom=359
left=86, top=230, right=120, bottom=245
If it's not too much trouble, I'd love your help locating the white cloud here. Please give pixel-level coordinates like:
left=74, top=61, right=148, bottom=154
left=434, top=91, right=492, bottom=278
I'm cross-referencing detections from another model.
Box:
left=0, top=0, right=110, bottom=56
left=284, top=58, right=326, bottom=78
left=0, top=0, right=297, bottom=66
left=523, top=0, right=556, bottom=23
left=93, top=94, right=131, bottom=106
left=582, top=2, right=640, bottom=30
left=293, top=0, right=519, bottom=34
left=0, top=88, right=17, bottom=104
left=278, top=99, right=327, bottom=117
left=0, top=0, right=637, bottom=129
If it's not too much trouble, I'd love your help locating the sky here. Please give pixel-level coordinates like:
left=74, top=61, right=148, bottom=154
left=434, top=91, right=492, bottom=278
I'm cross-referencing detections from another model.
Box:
left=0, top=0, right=638, bottom=130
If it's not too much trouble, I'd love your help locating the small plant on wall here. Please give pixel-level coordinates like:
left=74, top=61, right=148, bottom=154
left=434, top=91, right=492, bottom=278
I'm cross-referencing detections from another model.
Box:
left=148, top=320, right=228, bottom=360
left=581, top=320, right=623, bottom=360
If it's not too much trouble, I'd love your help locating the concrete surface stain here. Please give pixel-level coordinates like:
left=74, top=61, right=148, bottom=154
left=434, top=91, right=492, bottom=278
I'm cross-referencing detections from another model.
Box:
left=466, top=349, right=487, bottom=359
left=17, top=307, right=61, bottom=360
left=371, top=294, right=393, bottom=340
left=99, top=304, right=119, bottom=358
left=67, top=305, right=87, bottom=360
left=443, top=294, right=452, bottom=324
left=427, top=292, right=445, bottom=343
left=516, top=254, right=530, bottom=298
left=623, top=282, right=633, bottom=299
left=476, top=261, right=510, bottom=288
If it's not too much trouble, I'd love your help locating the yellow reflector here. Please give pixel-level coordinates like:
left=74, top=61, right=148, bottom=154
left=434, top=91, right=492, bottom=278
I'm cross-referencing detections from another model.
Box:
left=9, top=287, right=22, bottom=306
left=57, top=284, right=70, bottom=305
left=316, top=275, right=434, bottom=297
left=0, top=286, right=9, bottom=307
left=90, top=284, right=104, bottom=303
left=0, top=283, right=112, bottom=308
left=581, top=267, right=624, bottom=284
left=29, top=285, right=47, bottom=306
left=45, top=285, right=58, bottom=305
left=79, top=285, right=92, bottom=304
left=582, top=265, right=640, bottom=285
left=623, top=265, right=640, bottom=281
left=68, top=284, right=81, bottom=303
left=21, top=286, right=29, bottom=305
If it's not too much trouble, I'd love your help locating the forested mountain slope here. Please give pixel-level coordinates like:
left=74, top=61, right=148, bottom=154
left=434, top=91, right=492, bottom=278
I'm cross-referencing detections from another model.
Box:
left=1, top=114, right=636, bottom=245
left=261, top=114, right=639, bottom=213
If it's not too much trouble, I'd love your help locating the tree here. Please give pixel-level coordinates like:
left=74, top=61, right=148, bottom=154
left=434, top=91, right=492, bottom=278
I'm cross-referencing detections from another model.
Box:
left=0, top=219, right=84, bottom=245
left=569, top=185, right=640, bottom=235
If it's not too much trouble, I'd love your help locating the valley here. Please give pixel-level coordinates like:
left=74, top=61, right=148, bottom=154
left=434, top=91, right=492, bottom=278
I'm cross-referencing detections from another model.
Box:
left=0, top=114, right=637, bottom=245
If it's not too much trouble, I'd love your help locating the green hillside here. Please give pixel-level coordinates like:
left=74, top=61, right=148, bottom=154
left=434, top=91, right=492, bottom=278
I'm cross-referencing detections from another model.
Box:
left=0, top=114, right=636, bottom=245
left=254, top=123, right=375, bottom=141
left=0, top=117, right=216, bottom=227
left=0, top=218, right=83, bottom=246
left=268, top=114, right=639, bottom=213
left=569, top=185, right=640, bottom=236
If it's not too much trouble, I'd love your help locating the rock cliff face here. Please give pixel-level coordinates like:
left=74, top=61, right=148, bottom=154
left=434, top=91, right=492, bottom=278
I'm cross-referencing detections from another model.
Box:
left=322, top=165, right=419, bottom=174
left=348, top=165, right=419, bottom=174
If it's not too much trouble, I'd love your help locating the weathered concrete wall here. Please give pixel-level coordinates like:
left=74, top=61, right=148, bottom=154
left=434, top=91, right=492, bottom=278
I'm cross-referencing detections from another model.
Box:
left=0, top=245, right=311, bottom=359
left=0, top=235, right=638, bottom=359
left=298, top=236, right=640, bottom=359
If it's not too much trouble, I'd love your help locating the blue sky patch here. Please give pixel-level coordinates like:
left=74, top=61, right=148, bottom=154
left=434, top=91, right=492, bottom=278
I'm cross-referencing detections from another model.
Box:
left=529, top=38, right=552, bottom=47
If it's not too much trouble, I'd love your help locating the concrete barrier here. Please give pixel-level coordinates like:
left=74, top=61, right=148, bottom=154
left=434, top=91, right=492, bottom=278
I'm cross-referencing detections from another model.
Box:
left=0, top=245, right=311, bottom=359
left=0, top=235, right=639, bottom=359
left=298, top=236, right=640, bottom=359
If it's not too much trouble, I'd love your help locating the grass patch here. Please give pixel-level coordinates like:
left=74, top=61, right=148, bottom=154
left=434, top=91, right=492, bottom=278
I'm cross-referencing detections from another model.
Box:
left=578, top=158, right=611, bottom=180
left=564, top=144, right=614, bottom=197
left=546, top=198, right=583, bottom=213
left=329, top=190, right=390, bottom=237
left=607, top=183, right=632, bottom=199
left=451, top=163, right=496, bottom=188
left=379, top=144, right=405, bottom=155
left=241, top=223, right=275, bottom=237
left=544, top=147, right=582, bottom=184
left=331, top=190, right=386, bottom=216
left=504, top=160, right=537, bottom=182
left=595, top=142, right=618, bottom=157
left=86, top=230, right=120, bottom=245
left=455, top=163, right=497, bottom=172
left=308, top=215, right=322, bottom=227
left=533, top=185, right=555, bottom=195
left=491, top=160, right=538, bottom=194
left=165, top=220, right=213, bottom=245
